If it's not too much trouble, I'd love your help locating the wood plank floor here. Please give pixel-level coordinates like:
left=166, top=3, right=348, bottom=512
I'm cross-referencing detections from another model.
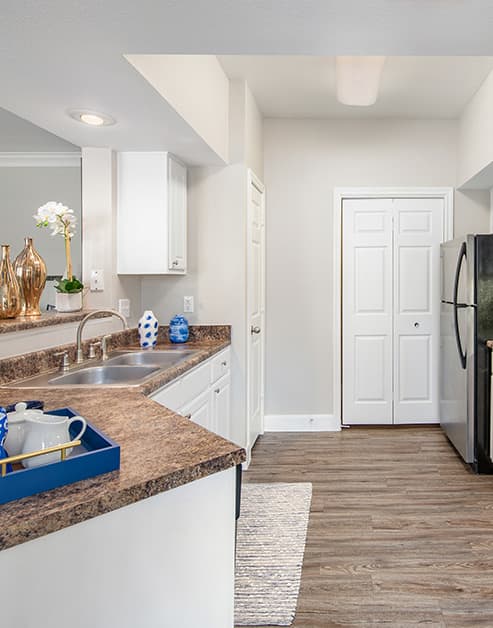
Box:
left=239, top=427, right=493, bottom=627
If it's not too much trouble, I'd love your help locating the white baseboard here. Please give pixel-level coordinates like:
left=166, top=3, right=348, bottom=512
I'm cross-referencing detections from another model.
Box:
left=264, top=414, right=341, bottom=432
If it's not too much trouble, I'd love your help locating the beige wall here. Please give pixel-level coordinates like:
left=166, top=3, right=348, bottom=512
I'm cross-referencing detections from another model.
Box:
left=264, top=118, right=490, bottom=417
left=82, top=147, right=141, bottom=324
left=244, top=83, right=264, bottom=179
left=141, top=164, right=249, bottom=447
left=125, top=55, right=230, bottom=163
left=228, top=80, right=264, bottom=178
left=459, top=69, right=493, bottom=188
left=140, top=83, right=264, bottom=449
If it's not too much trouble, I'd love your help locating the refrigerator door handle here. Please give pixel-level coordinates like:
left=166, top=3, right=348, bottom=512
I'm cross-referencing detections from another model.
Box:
left=453, top=241, right=468, bottom=370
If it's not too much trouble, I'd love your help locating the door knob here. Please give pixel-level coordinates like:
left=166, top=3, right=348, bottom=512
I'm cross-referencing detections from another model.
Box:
left=251, top=326, right=261, bottom=335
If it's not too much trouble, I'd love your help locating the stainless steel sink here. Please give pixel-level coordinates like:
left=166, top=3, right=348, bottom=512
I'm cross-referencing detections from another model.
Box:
left=12, top=348, right=200, bottom=388
left=48, top=365, right=160, bottom=386
left=105, top=350, right=198, bottom=368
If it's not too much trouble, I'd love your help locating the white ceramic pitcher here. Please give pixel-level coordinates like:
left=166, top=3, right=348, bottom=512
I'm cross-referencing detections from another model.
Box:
left=21, top=413, right=87, bottom=469
left=5, top=402, right=44, bottom=456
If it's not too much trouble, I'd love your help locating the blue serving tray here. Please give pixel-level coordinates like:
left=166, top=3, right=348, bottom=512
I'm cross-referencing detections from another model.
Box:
left=0, top=407, right=120, bottom=505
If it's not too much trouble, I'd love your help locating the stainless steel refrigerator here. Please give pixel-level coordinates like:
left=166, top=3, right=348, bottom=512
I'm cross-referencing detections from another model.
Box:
left=440, top=234, right=493, bottom=472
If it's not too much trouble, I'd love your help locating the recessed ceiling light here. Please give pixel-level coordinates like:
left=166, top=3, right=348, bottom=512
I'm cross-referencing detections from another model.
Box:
left=68, top=109, right=116, bottom=126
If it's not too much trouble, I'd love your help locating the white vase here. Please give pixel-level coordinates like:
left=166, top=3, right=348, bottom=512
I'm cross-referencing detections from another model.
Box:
left=55, top=291, right=82, bottom=313
left=138, top=310, right=158, bottom=349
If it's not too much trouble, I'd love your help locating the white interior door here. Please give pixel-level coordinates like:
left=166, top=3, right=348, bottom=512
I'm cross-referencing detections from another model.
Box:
left=393, top=198, right=443, bottom=424
left=342, top=196, right=444, bottom=425
left=247, top=172, right=265, bottom=449
left=342, top=198, right=394, bottom=425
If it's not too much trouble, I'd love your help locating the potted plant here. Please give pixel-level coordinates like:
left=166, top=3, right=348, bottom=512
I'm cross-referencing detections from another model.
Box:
left=34, top=202, right=84, bottom=312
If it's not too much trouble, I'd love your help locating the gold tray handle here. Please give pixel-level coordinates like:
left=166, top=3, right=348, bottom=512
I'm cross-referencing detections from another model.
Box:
left=1, top=440, right=82, bottom=477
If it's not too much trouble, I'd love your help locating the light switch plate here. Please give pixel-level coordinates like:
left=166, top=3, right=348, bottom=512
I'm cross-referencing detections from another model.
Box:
left=90, top=269, right=104, bottom=292
left=183, top=296, right=194, bottom=313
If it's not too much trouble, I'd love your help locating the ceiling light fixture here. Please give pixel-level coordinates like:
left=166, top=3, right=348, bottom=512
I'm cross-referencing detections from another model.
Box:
left=336, top=56, right=386, bottom=106
left=68, top=109, right=116, bottom=126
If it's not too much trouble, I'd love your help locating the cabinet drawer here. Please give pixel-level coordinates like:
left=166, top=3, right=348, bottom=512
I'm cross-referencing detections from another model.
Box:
left=181, top=361, right=211, bottom=401
left=211, top=348, right=231, bottom=384
left=151, top=379, right=183, bottom=411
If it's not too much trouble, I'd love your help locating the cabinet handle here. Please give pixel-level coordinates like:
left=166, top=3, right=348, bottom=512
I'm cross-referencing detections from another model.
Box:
left=214, top=389, right=220, bottom=394
left=221, top=361, right=227, bottom=367
left=185, top=413, right=192, bottom=419
left=172, top=260, right=179, bottom=267
left=251, top=326, right=261, bottom=335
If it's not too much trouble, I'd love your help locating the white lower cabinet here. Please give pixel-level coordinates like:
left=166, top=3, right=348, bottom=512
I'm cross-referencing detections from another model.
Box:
left=151, top=348, right=231, bottom=440
left=213, top=375, right=231, bottom=439
left=181, top=390, right=212, bottom=430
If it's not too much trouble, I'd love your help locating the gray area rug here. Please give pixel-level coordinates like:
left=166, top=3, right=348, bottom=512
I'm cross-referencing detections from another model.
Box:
left=235, top=482, right=312, bottom=626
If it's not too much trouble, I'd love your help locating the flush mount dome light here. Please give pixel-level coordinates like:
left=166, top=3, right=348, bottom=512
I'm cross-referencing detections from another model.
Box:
left=68, top=109, right=116, bottom=126
left=336, top=56, right=386, bottom=106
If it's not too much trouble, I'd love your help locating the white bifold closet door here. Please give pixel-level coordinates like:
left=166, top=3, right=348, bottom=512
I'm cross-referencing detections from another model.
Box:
left=342, top=197, right=444, bottom=425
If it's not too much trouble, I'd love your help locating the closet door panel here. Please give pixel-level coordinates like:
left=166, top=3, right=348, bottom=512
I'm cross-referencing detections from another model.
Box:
left=342, top=199, right=394, bottom=425
left=393, top=198, right=443, bottom=424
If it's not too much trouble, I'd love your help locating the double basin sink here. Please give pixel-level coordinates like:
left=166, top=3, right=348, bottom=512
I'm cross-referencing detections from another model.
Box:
left=15, top=349, right=199, bottom=388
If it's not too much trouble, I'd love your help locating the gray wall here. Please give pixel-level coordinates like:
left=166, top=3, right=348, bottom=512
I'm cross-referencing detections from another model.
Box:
left=0, top=166, right=82, bottom=279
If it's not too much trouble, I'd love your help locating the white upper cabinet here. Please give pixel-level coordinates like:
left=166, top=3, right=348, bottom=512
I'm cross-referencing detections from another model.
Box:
left=117, top=152, right=187, bottom=275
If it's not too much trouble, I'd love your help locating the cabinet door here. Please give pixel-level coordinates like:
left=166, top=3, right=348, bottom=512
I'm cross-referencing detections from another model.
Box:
left=181, top=390, right=213, bottom=431
left=212, top=375, right=231, bottom=439
left=168, top=156, right=187, bottom=272
left=150, top=379, right=183, bottom=411
left=117, top=152, right=168, bottom=274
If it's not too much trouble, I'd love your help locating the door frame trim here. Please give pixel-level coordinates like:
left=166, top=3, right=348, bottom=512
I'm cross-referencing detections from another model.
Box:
left=333, top=186, right=454, bottom=425
left=246, top=168, right=266, bottom=457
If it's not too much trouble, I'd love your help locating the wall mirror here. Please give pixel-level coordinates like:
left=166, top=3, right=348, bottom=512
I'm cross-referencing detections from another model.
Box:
left=0, top=107, right=82, bottom=311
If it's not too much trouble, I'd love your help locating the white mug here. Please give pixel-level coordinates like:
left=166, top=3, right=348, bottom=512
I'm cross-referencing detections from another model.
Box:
left=22, top=414, right=87, bottom=469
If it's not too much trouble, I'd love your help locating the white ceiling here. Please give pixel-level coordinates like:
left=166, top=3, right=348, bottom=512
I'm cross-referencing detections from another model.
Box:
left=0, top=108, right=79, bottom=152
left=1, top=2, right=493, bottom=156
left=218, top=56, right=493, bottom=119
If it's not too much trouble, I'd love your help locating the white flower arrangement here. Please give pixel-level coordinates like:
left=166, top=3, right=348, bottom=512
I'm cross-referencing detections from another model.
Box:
left=34, top=202, right=83, bottom=293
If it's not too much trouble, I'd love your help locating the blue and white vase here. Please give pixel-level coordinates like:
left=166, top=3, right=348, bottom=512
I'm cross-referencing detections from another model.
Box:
left=0, top=407, right=12, bottom=473
left=169, top=315, right=189, bottom=343
left=138, top=310, right=158, bottom=349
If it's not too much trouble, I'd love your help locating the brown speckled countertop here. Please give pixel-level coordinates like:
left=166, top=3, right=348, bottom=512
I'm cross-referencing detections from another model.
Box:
left=0, top=310, right=111, bottom=334
left=0, top=326, right=245, bottom=551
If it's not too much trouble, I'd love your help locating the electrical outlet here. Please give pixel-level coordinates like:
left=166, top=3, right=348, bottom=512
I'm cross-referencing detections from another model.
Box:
left=183, top=296, right=194, bottom=313
left=118, top=299, right=130, bottom=318
left=90, top=269, right=104, bottom=292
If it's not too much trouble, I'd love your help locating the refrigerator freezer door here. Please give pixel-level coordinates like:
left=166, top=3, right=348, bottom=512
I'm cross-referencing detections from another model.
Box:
left=440, top=301, right=473, bottom=461
left=441, top=236, right=470, bottom=305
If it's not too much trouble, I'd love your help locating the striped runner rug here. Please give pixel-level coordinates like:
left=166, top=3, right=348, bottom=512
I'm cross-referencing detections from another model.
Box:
left=234, top=482, right=312, bottom=626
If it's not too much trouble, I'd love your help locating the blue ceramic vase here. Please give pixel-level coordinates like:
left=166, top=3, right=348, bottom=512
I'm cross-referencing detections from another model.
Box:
left=169, top=315, right=189, bottom=343
left=138, top=310, right=158, bottom=349
left=0, top=407, right=12, bottom=473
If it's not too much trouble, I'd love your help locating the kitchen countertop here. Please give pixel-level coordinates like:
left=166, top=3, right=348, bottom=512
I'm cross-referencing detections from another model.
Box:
left=0, top=329, right=245, bottom=551
left=0, top=310, right=111, bottom=334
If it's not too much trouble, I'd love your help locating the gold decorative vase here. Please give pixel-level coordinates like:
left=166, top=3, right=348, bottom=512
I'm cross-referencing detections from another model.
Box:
left=13, top=237, right=47, bottom=317
left=0, top=245, right=22, bottom=319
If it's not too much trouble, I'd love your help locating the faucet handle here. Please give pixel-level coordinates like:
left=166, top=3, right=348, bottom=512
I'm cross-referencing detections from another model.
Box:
left=54, top=351, right=71, bottom=372
left=101, top=335, right=112, bottom=361
left=88, top=341, right=102, bottom=359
